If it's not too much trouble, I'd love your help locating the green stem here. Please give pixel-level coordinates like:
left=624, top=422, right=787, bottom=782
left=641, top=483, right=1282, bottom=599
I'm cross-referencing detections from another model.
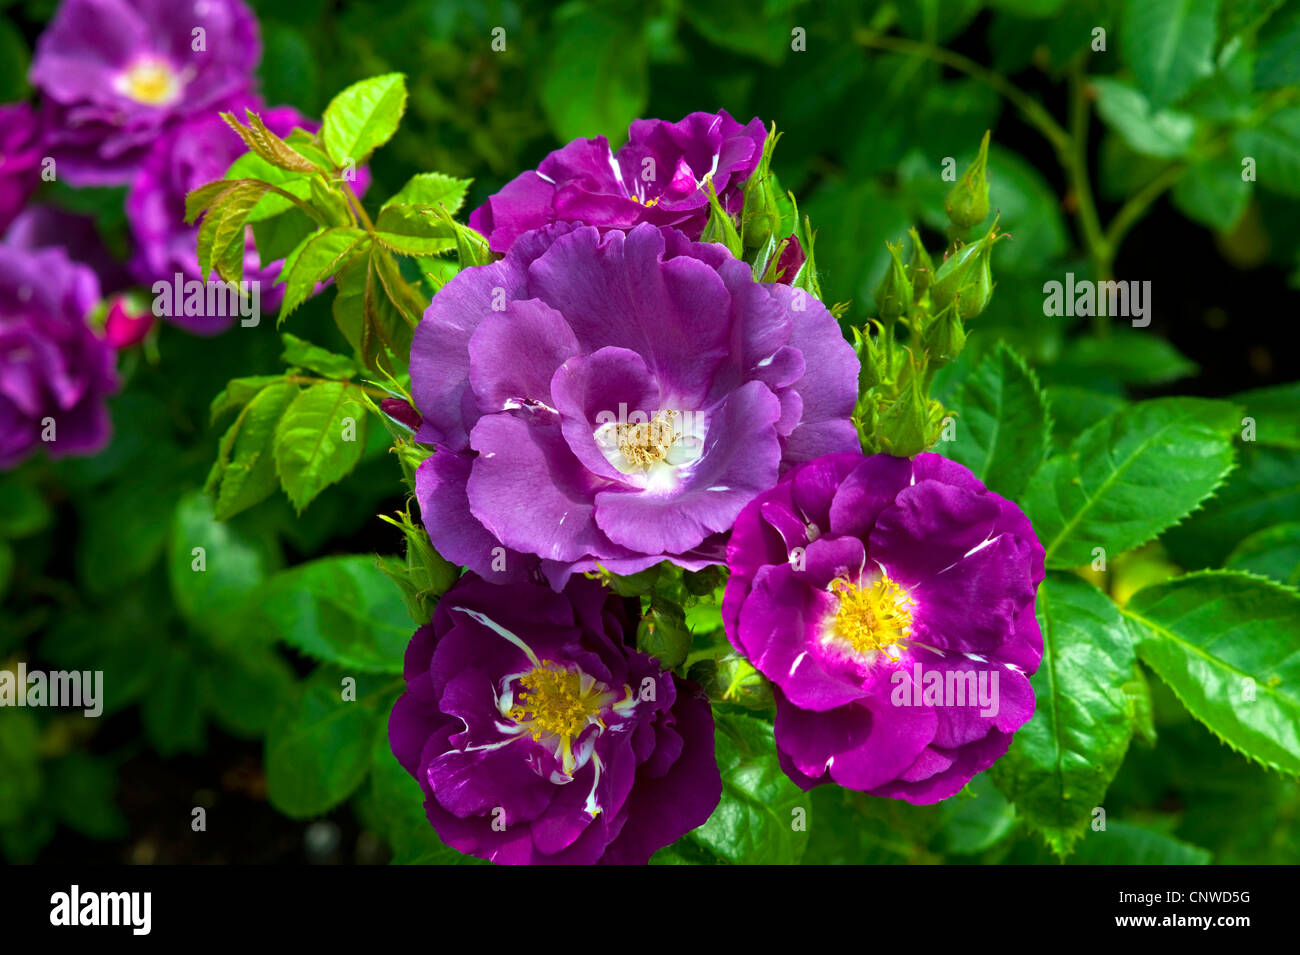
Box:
left=1104, top=163, right=1184, bottom=255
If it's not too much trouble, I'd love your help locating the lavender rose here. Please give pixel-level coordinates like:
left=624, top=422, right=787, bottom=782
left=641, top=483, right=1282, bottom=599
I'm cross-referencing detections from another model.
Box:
left=723, top=452, right=1045, bottom=804
left=0, top=103, right=43, bottom=235
left=126, top=94, right=312, bottom=334
left=30, top=0, right=260, bottom=186
left=410, top=221, right=860, bottom=587
left=388, top=572, right=721, bottom=864
left=1, top=245, right=118, bottom=469
left=469, top=110, right=766, bottom=254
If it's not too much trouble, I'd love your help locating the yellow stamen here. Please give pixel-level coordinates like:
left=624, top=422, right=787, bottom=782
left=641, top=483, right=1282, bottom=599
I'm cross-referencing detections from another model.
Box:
left=509, top=662, right=607, bottom=748
left=616, top=410, right=678, bottom=469
left=829, top=571, right=914, bottom=660
left=118, top=60, right=181, bottom=106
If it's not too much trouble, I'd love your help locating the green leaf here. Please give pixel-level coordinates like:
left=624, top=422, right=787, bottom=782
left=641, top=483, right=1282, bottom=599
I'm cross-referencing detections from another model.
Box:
left=1255, top=0, right=1300, bottom=89
left=939, top=773, right=1018, bottom=855
left=265, top=666, right=400, bottom=819
left=1122, top=0, right=1219, bottom=109
left=1234, top=107, right=1300, bottom=197
left=540, top=5, right=648, bottom=143
left=1045, top=387, right=1128, bottom=450
left=665, top=713, right=810, bottom=864
left=76, top=462, right=186, bottom=596
left=280, top=332, right=357, bottom=379
left=382, top=172, right=472, bottom=216
left=278, top=227, right=368, bottom=319
left=224, top=153, right=313, bottom=223
left=209, top=374, right=287, bottom=423
left=221, top=109, right=320, bottom=174
left=1024, top=398, right=1238, bottom=568
left=201, top=646, right=296, bottom=738
left=1045, top=329, right=1199, bottom=387
left=1066, top=820, right=1211, bottom=864
left=1225, top=523, right=1300, bottom=587
left=1123, top=571, right=1300, bottom=775
left=990, top=573, right=1137, bottom=857
left=940, top=342, right=1051, bottom=500
left=49, top=753, right=128, bottom=841
left=366, top=731, right=485, bottom=864
left=1092, top=77, right=1197, bottom=159
left=168, top=490, right=282, bottom=643
left=1173, top=154, right=1253, bottom=229
left=141, top=644, right=206, bottom=756
left=1163, top=445, right=1300, bottom=567
left=248, top=555, right=412, bottom=673
left=273, top=381, right=369, bottom=511
left=0, top=481, right=51, bottom=538
left=252, top=210, right=315, bottom=270
left=682, top=0, right=792, bottom=65
left=1235, top=381, right=1300, bottom=448
left=321, top=73, right=407, bottom=167
left=372, top=204, right=458, bottom=256
left=206, top=380, right=298, bottom=522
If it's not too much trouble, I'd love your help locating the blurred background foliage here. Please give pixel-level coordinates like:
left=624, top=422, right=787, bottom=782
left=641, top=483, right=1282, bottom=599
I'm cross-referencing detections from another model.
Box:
left=1, top=0, right=1297, bottom=863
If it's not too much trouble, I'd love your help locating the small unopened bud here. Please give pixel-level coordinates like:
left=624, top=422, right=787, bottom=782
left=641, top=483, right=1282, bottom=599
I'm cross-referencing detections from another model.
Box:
left=637, top=603, right=691, bottom=670
left=874, top=239, right=912, bottom=323
left=920, top=304, right=966, bottom=365
left=930, top=217, right=1002, bottom=318
left=104, top=295, right=154, bottom=349
left=715, top=655, right=774, bottom=710
left=945, top=130, right=991, bottom=230
left=907, top=228, right=935, bottom=301
left=851, top=323, right=885, bottom=392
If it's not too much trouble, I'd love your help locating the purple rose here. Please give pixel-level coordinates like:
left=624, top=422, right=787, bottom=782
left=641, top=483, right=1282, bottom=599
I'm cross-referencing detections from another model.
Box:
left=126, top=94, right=311, bottom=334
left=410, top=222, right=860, bottom=587
left=0, top=103, right=44, bottom=235
left=5, top=205, right=133, bottom=295
left=469, top=110, right=766, bottom=254
left=30, top=0, right=261, bottom=186
left=722, top=452, right=1045, bottom=804
left=1, top=244, right=118, bottom=469
left=388, top=572, right=721, bottom=864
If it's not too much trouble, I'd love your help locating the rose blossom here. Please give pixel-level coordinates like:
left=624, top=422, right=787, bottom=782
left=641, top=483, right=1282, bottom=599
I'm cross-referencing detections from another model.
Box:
left=468, top=110, right=766, bottom=254
left=1, top=245, right=118, bottom=469
left=722, top=451, right=1044, bottom=803
left=410, top=221, right=859, bottom=587
left=388, top=572, right=720, bottom=864
left=0, top=103, right=43, bottom=235
left=29, top=0, right=261, bottom=185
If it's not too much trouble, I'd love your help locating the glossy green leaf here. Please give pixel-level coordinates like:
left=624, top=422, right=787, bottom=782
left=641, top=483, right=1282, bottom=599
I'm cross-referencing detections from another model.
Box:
left=248, top=555, right=412, bottom=673
left=1024, top=398, right=1238, bottom=568
left=1092, top=77, right=1197, bottom=159
left=265, top=666, right=401, bottom=819
left=1122, top=0, right=1219, bottom=109
left=1066, top=820, right=1211, bottom=864
left=381, top=172, right=471, bottom=216
left=1225, top=523, right=1300, bottom=587
left=321, top=73, right=407, bottom=167
left=278, top=227, right=368, bottom=319
left=273, top=381, right=369, bottom=512
left=990, top=573, right=1137, bottom=857
left=280, top=332, right=357, bottom=379
left=206, top=380, right=298, bottom=522
left=940, top=342, right=1051, bottom=500
left=1123, top=571, right=1300, bottom=776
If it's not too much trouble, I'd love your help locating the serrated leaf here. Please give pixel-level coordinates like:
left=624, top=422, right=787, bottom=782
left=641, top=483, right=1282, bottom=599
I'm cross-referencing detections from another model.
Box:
left=202, top=646, right=296, bottom=738
left=278, top=227, right=368, bottom=319
left=1123, top=570, right=1300, bottom=775
left=1234, top=381, right=1300, bottom=448
left=1234, top=107, right=1300, bottom=197
left=168, top=490, right=282, bottom=643
left=280, top=332, right=357, bottom=379
left=224, top=152, right=313, bottom=223
left=265, top=666, right=401, bottom=819
left=382, top=172, right=471, bottom=216
left=1046, top=330, right=1198, bottom=387
left=273, top=381, right=369, bottom=511
left=940, top=342, right=1051, bottom=500
left=373, top=204, right=458, bottom=256
left=206, top=380, right=298, bottom=522
left=209, top=374, right=286, bottom=423
left=1092, top=77, right=1197, bottom=159
left=1122, top=0, right=1219, bottom=109
left=1173, top=154, right=1253, bottom=229
left=1045, top=386, right=1128, bottom=450
left=1066, top=820, right=1211, bottom=863
left=1225, top=523, right=1300, bottom=587
left=990, top=573, right=1137, bottom=857
left=321, top=73, right=407, bottom=167
left=222, top=109, right=320, bottom=174
left=1025, top=397, right=1238, bottom=568
left=248, top=555, right=412, bottom=673
left=667, top=713, right=810, bottom=864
